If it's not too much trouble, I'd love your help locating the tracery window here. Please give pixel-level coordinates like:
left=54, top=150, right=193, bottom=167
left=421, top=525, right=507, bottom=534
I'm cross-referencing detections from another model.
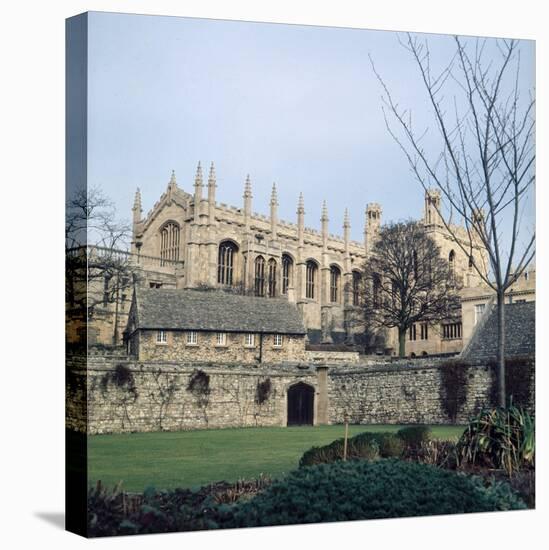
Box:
left=218, top=241, right=238, bottom=285
left=373, top=273, right=382, bottom=309
left=268, top=258, right=277, bottom=297
left=255, top=256, right=266, bottom=297
left=449, top=250, right=456, bottom=282
left=306, top=261, right=318, bottom=300
left=330, top=265, right=341, bottom=303
left=282, top=254, right=293, bottom=295
left=160, top=222, right=180, bottom=266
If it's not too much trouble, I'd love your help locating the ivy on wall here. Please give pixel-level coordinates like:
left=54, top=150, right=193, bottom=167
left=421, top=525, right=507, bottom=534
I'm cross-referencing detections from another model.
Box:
left=439, top=361, right=470, bottom=422
left=488, top=356, right=535, bottom=408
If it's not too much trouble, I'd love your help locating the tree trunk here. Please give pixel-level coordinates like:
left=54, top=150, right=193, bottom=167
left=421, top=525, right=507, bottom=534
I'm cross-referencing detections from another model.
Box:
left=398, top=327, right=406, bottom=358
left=496, top=291, right=506, bottom=407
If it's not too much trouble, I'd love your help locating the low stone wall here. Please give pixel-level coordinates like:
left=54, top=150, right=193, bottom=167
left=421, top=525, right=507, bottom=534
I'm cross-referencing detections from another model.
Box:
left=328, top=359, right=534, bottom=425
left=66, top=354, right=534, bottom=434
left=67, top=356, right=319, bottom=434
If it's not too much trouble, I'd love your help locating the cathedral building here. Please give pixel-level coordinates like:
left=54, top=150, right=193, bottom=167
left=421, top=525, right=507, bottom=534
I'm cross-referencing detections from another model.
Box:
left=129, top=162, right=487, bottom=352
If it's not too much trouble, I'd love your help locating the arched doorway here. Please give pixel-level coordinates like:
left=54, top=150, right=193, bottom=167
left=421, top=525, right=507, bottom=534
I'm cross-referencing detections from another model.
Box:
left=287, top=382, right=314, bottom=426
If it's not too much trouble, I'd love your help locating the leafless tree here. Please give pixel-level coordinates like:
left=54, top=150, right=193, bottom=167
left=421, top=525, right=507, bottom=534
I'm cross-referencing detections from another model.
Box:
left=360, top=221, right=460, bottom=357
left=66, top=186, right=137, bottom=344
left=371, top=35, right=535, bottom=404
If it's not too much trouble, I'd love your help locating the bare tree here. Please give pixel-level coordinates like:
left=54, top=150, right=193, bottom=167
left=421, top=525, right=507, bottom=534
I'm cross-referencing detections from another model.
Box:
left=360, top=221, right=460, bottom=357
left=66, top=186, right=137, bottom=344
left=371, top=35, right=535, bottom=404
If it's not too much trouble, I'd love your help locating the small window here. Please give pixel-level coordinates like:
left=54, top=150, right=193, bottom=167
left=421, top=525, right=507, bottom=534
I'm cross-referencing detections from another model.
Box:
left=273, top=334, right=283, bottom=347
left=149, top=282, right=162, bottom=289
left=216, top=332, right=227, bottom=346
left=420, top=323, right=428, bottom=340
left=186, top=331, right=198, bottom=345
left=244, top=333, right=255, bottom=347
left=474, top=303, right=486, bottom=325
left=156, top=330, right=167, bottom=344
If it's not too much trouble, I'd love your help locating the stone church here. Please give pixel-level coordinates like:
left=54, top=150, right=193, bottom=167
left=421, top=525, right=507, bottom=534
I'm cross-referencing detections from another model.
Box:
left=127, top=162, right=487, bottom=352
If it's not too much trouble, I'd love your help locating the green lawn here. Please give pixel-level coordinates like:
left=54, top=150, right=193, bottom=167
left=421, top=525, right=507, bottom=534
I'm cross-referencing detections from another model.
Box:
left=88, top=424, right=464, bottom=492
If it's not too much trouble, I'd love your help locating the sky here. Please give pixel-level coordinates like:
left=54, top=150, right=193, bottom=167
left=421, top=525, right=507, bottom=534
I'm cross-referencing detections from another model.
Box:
left=87, top=11, right=535, bottom=246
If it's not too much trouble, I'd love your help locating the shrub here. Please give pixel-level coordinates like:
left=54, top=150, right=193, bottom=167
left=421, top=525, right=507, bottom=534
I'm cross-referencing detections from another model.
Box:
left=378, top=434, right=405, bottom=458
left=457, top=405, right=535, bottom=475
left=397, top=425, right=432, bottom=447
left=412, top=439, right=460, bottom=469
left=299, top=431, right=413, bottom=467
left=228, top=460, right=526, bottom=527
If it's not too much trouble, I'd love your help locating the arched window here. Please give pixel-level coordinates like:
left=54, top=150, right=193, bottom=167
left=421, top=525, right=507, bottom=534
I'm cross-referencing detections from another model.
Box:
left=352, top=271, right=362, bottom=306
left=412, top=250, right=418, bottom=280
left=268, top=258, right=277, bottom=297
left=282, top=254, right=293, bottom=295
left=218, top=241, right=238, bottom=285
left=255, top=256, right=266, bottom=297
left=449, top=250, right=456, bottom=281
left=330, top=265, right=341, bottom=303
left=306, top=260, right=318, bottom=300
left=373, top=273, right=382, bottom=309
left=160, top=222, right=180, bottom=266
left=468, top=255, right=474, bottom=269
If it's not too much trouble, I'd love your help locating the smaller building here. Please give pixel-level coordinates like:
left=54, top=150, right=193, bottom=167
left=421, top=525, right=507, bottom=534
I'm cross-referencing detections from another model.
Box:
left=125, top=288, right=307, bottom=363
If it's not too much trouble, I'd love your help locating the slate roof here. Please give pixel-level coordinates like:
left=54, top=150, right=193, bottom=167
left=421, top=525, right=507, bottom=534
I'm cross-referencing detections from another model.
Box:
left=131, top=288, right=306, bottom=335
left=461, top=301, right=535, bottom=361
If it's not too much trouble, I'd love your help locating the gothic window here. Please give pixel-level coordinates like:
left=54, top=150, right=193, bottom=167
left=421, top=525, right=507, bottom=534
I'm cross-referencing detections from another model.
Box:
left=268, top=258, right=277, bottom=297
left=373, top=273, right=382, bottom=309
left=306, top=260, right=318, bottom=300
left=449, top=250, right=456, bottom=281
left=412, top=250, right=419, bottom=280
left=218, top=241, right=238, bottom=285
left=352, top=271, right=362, bottom=306
left=282, top=254, right=293, bottom=294
left=255, top=256, right=266, bottom=297
left=468, top=255, right=474, bottom=269
left=160, top=222, right=180, bottom=266
left=330, top=265, right=341, bottom=303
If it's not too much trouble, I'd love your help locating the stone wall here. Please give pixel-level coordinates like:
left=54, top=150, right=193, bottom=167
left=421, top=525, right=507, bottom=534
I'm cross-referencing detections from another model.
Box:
left=134, top=330, right=306, bottom=363
left=67, top=354, right=534, bottom=434
left=67, top=355, right=318, bottom=434
left=328, top=359, right=534, bottom=425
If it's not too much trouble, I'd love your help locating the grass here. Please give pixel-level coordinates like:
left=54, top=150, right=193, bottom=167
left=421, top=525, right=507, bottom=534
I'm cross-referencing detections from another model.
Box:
left=88, top=424, right=465, bottom=492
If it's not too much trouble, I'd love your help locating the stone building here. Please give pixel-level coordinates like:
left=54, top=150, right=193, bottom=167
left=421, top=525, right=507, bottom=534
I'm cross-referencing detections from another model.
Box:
left=126, top=287, right=307, bottom=363
left=129, top=163, right=487, bottom=351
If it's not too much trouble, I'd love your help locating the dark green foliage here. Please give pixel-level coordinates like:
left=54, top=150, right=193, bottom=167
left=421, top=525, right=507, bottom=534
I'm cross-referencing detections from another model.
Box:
left=87, top=477, right=272, bottom=537
left=88, top=461, right=526, bottom=535
left=488, top=356, right=534, bottom=408
left=255, top=378, right=272, bottom=405
left=439, top=361, right=470, bottom=422
left=228, top=460, right=526, bottom=527
left=457, top=406, right=535, bottom=475
left=99, top=364, right=138, bottom=401
left=299, top=431, right=406, bottom=467
left=397, top=425, right=432, bottom=448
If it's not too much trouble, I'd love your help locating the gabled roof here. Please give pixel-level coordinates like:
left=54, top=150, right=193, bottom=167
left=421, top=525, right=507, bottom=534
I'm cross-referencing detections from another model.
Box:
left=462, top=301, right=535, bottom=361
left=130, top=288, right=306, bottom=335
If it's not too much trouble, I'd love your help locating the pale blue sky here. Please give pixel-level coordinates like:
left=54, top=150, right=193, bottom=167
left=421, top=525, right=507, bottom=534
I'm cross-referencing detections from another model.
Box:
left=87, top=12, right=535, bottom=244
